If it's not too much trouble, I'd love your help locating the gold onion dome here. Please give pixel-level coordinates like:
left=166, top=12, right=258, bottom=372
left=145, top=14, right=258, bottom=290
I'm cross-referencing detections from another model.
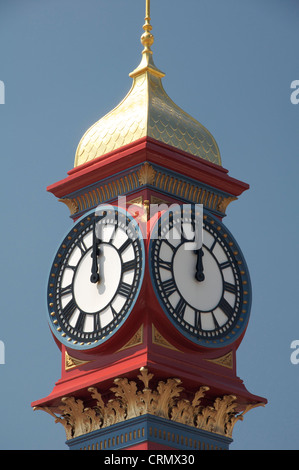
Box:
left=74, top=3, right=221, bottom=167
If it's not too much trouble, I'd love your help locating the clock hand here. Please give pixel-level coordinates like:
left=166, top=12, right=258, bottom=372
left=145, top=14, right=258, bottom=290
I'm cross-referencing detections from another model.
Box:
left=194, top=247, right=205, bottom=282
left=90, top=218, right=101, bottom=283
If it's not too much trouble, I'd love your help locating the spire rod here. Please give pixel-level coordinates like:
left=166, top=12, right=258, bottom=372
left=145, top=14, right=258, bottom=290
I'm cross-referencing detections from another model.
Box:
left=130, top=0, right=164, bottom=79
left=145, top=0, right=150, bottom=18
left=141, top=0, right=154, bottom=53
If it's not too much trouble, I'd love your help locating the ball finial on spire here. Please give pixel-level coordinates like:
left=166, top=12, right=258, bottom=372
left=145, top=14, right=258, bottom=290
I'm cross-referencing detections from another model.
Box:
left=141, top=0, right=154, bottom=53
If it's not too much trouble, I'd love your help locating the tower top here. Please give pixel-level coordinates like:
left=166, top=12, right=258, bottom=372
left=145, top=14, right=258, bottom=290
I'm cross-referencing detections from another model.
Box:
left=74, top=2, right=221, bottom=168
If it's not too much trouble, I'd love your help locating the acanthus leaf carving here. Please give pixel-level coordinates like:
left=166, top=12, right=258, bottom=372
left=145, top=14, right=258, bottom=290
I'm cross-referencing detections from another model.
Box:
left=34, top=368, right=264, bottom=441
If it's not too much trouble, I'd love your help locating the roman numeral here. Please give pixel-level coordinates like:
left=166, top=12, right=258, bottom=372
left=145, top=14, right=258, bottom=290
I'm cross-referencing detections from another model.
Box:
left=175, top=298, right=187, bottom=317
left=211, top=311, right=220, bottom=329
left=194, top=310, right=202, bottom=330
left=119, top=238, right=132, bottom=254
left=94, top=306, right=118, bottom=333
left=75, top=312, right=86, bottom=332
left=158, top=258, right=172, bottom=271
left=182, top=223, right=195, bottom=243
left=223, top=281, right=236, bottom=294
left=210, top=239, right=217, bottom=252
left=107, top=225, right=117, bottom=244
left=161, top=278, right=177, bottom=297
left=118, top=281, right=132, bottom=297
left=77, top=239, right=88, bottom=255
left=110, top=305, right=118, bottom=318
left=60, top=284, right=72, bottom=297
left=220, top=260, right=231, bottom=270
left=62, top=298, right=77, bottom=322
left=122, top=259, right=136, bottom=273
left=179, top=228, right=191, bottom=244
left=162, top=239, right=176, bottom=253
left=65, top=264, right=76, bottom=272
left=94, top=313, right=101, bottom=331
left=218, top=297, right=234, bottom=318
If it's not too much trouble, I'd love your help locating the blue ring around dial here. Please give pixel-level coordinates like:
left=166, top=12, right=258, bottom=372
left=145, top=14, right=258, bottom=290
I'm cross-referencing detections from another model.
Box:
left=148, top=206, right=252, bottom=348
left=47, top=206, right=145, bottom=350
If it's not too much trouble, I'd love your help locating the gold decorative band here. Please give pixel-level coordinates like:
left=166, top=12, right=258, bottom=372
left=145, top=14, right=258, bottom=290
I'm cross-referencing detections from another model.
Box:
left=59, top=163, right=236, bottom=217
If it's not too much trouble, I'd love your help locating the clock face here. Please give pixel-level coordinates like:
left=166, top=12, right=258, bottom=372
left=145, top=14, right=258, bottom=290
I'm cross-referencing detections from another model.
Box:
left=47, top=207, right=145, bottom=350
left=149, top=206, right=251, bottom=348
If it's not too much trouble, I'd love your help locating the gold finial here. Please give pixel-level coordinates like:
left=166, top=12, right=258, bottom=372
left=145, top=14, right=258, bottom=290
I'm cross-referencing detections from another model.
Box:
left=141, top=0, right=154, bottom=53
left=129, top=0, right=163, bottom=78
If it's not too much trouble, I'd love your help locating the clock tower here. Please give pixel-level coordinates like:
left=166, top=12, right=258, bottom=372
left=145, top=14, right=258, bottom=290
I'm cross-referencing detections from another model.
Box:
left=32, top=2, right=266, bottom=450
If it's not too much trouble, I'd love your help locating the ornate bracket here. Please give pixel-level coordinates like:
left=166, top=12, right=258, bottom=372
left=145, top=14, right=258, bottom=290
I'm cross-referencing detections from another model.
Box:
left=34, top=368, right=264, bottom=441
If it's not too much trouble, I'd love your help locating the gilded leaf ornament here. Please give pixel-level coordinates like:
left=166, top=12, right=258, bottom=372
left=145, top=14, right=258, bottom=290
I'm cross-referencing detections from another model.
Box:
left=137, top=162, right=156, bottom=185
left=34, top=368, right=264, bottom=441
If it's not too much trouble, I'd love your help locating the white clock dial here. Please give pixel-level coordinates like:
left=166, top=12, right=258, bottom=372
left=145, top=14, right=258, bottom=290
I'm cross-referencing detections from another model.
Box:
left=48, top=207, right=145, bottom=350
left=149, top=206, right=251, bottom=347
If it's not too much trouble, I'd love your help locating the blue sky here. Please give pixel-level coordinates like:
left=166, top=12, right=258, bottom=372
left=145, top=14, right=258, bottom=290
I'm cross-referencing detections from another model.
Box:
left=0, top=0, right=298, bottom=450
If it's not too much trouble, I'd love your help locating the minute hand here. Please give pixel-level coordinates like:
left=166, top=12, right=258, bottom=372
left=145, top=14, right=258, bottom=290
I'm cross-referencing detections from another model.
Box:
left=90, top=219, right=100, bottom=283
left=194, top=247, right=205, bottom=282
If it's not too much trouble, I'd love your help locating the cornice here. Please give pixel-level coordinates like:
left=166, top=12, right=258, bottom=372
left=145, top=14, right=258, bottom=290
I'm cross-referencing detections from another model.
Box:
left=47, top=138, right=249, bottom=200
left=55, top=161, right=238, bottom=220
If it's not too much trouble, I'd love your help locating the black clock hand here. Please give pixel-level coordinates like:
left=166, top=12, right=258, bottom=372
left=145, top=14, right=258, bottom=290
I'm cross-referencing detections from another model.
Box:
left=194, top=247, right=205, bottom=282
left=90, top=218, right=101, bottom=283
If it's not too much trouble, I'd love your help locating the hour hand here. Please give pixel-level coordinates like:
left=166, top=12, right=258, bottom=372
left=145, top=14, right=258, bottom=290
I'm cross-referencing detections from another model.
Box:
left=90, top=218, right=101, bottom=283
left=194, top=247, right=205, bottom=282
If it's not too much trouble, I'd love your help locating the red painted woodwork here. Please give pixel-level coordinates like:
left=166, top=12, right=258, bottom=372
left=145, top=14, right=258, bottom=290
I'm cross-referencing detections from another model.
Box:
left=32, top=223, right=265, bottom=411
left=47, top=137, right=249, bottom=200
left=32, top=134, right=267, bottom=432
left=124, top=442, right=175, bottom=450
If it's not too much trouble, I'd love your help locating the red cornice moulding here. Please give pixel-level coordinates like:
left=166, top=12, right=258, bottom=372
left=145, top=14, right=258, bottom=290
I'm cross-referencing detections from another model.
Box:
left=31, top=346, right=266, bottom=410
left=47, top=137, right=249, bottom=199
